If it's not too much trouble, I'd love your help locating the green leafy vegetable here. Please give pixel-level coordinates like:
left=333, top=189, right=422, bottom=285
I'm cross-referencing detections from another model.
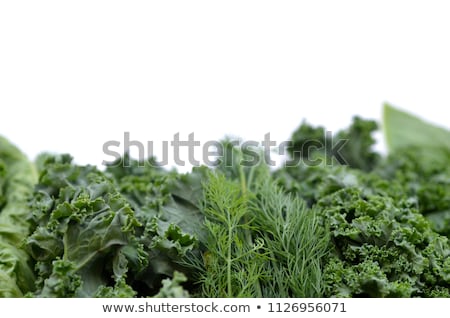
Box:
left=186, top=149, right=329, bottom=298
left=276, top=105, right=450, bottom=297
left=319, top=188, right=450, bottom=297
left=382, top=104, right=450, bottom=235
left=0, top=136, right=37, bottom=297
left=189, top=172, right=267, bottom=297
left=25, top=155, right=199, bottom=297
left=1, top=103, right=450, bottom=298
left=383, top=103, right=450, bottom=154
left=288, top=116, right=380, bottom=171
left=250, top=179, right=329, bottom=297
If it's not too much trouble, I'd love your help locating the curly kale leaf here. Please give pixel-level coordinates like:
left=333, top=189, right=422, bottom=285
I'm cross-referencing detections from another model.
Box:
left=318, top=188, right=450, bottom=297
left=336, top=116, right=380, bottom=171
left=26, top=156, right=144, bottom=297
left=26, top=155, right=199, bottom=297
left=106, top=159, right=205, bottom=293
left=287, top=117, right=379, bottom=171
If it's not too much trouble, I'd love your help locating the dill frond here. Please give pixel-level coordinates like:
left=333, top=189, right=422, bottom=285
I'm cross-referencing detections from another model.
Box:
left=194, top=172, right=268, bottom=297
left=251, top=180, right=330, bottom=297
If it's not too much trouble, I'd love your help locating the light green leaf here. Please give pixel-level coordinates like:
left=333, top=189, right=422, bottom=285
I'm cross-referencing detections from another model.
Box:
left=383, top=103, right=450, bottom=152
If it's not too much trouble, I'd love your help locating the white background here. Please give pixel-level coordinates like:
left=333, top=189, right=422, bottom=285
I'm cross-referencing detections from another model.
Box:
left=1, top=1, right=449, bottom=171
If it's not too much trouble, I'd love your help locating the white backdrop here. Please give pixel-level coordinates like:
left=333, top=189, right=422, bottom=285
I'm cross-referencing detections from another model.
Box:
left=1, top=1, right=449, bottom=171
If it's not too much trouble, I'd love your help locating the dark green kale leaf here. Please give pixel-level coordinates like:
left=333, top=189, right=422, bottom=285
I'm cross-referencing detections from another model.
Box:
left=375, top=147, right=450, bottom=236
left=106, top=157, right=206, bottom=294
left=26, top=155, right=145, bottom=297
left=318, top=188, right=450, bottom=297
left=26, top=155, right=200, bottom=297
left=287, top=116, right=380, bottom=171
left=336, top=116, right=380, bottom=171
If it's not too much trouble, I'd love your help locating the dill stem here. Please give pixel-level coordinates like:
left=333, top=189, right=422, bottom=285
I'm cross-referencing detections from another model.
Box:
left=239, top=164, right=247, bottom=197
left=227, top=213, right=233, bottom=297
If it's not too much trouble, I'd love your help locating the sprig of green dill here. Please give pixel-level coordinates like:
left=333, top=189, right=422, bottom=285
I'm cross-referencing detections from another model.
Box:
left=187, top=166, right=329, bottom=297
left=251, top=179, right=330, bottom=297
left=192, top=172, right=267, bottom=297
